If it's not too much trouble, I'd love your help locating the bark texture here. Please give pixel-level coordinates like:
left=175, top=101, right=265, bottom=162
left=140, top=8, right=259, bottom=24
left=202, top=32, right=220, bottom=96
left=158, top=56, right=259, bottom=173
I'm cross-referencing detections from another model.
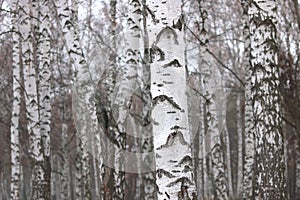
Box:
left=249, top=0, right=286, bottom=198
left=10, top=1, right=21, bottom=198
left=148, top=0, right=196, bottom=198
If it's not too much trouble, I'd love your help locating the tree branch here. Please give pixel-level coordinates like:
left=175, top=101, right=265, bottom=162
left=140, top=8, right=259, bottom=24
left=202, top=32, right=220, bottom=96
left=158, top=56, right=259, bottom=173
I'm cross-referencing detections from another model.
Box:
left=184, top=23, right=245, bottom=87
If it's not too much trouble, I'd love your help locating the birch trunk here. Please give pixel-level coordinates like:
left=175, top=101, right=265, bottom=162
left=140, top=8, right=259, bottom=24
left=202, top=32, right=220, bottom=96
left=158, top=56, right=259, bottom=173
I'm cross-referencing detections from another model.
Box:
left=141, top=0, right=156, bottom=198
left=100, top=1, right=117, bottom=199
left=19, top=0, right=45, bottom=198
left=249, top=0, right=286, bottom=198
left=10, top=1, right=21, bottom=198
left=56, top=0, right=99, bottom=198
left=198, top=1, right=228, bottom=198
left=112, top=0, right=141, bottom=198
left=241, top=0, right=255, bottom=198
left=188, top=73, right=204, bottom=199
left=38, top=0, right=52, bottom=197
left=148, top=0, right=196, bottom=198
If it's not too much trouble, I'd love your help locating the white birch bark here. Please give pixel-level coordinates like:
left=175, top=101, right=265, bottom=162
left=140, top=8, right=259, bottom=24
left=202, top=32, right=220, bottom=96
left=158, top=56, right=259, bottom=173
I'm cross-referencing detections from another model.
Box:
left=249, top=0, right=286, bottom=198
left=18, top=0, right=45, bottom=198
left=38, top=0, right=52, bottom=197
left=148, top=0, right=196, bottom=198
left=112, top=0, right=141, bottom=198
left=140, top=0, right=156, bottom=198
left=10, top=1, right=21, bottom=198
left=56, top=0, right=99, bottom=198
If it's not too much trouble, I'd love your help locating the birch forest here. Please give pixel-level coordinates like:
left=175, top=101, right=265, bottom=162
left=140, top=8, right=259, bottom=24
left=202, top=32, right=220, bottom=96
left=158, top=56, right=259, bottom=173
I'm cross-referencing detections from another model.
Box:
left=1, top=0, right=300, bottom=199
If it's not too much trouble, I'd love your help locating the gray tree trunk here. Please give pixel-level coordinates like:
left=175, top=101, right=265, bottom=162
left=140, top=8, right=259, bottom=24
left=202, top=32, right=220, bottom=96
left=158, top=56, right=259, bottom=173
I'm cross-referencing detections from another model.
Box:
left=248, top=0, right=286, bottom=198
left=242, top=0, right=255, bottom=198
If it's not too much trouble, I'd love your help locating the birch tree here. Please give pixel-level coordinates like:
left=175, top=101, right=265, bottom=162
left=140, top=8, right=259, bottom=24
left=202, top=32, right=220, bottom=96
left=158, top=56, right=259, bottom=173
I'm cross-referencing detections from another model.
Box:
left=38, top=0, right=52, bottom=197
left=18, top=0, right=46, bottom=198
left=10, top=1, right=21, bottom=198
left=248, top=0, right=286, bottom=198
left=147, top=0, right=196, bottom=198
left=197, top=1, right=229, bottom=198
left=241, top=0, right=256, bottom=199
left=56, top=0, right=98, bottom=198
left=140, top=0, right=157, bottom=198
left=98, top=1, right=117, bottom=199
left=111, top=0, right=141, bottom=198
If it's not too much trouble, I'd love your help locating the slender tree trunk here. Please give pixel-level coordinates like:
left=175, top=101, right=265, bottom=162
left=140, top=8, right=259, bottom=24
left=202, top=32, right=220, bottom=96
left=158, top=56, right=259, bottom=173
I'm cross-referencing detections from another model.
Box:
left=100, top=1, right=117, bottom=199
left=38, top=0, right=52, bottom=197
left=19, top=0, right=45, bottom=198
left=141, top=0, right=156, bottom=199
left=56, top=0, right=99, bottom=198
left=248, top=0, right=286, bottom=198
left=236, top=91, right=245, bottom=199
left=112, top=0, right=141, bottom=198
left=242, top=0, right=255, bottom=199
left=60, top=90, right=69, bottom=200
left=10, top=1, right=21, bottom=198
left=197, top=1, right=229, bottom=198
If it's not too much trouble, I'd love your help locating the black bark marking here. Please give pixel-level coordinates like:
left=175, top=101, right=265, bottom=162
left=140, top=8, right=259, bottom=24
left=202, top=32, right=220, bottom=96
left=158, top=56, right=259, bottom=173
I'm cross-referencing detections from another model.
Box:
left=150, top=45, right=165, bottom=63
left=162, top=59, right=182, bottom=68
left=126, top=48, right=136, bottom=56
left=170, top=125, right=182, bottom=130
left=130, top=25, right=140, bottom=32
left=153, top=94, right=182, bottom=111
left=127, top=18, right=135, bottom=25
left=157, top=169, right=175, bottom=178
left=165, top=192, right=170, bottom=199
left=145, top=5, right=158, bottom=24
left=182, top=165, right=193, bottom=172
left=163, top=81, right=174, bottom=84
left=133, top=8, right=142, bottom=15
left=155, top=26, right=179, bottom=45
left=126, top=58, right=137, bottom=64
left=172, top=14, right=184, bottom=31
left=157, top=131, right=188, bottom=150
left=166, top=111, right=176, bottom=114
left=177, top=155, right=192, bottom=167
left=131, top=0, right=141, bottom=6
left=166, top=177, right=193, bottom=187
